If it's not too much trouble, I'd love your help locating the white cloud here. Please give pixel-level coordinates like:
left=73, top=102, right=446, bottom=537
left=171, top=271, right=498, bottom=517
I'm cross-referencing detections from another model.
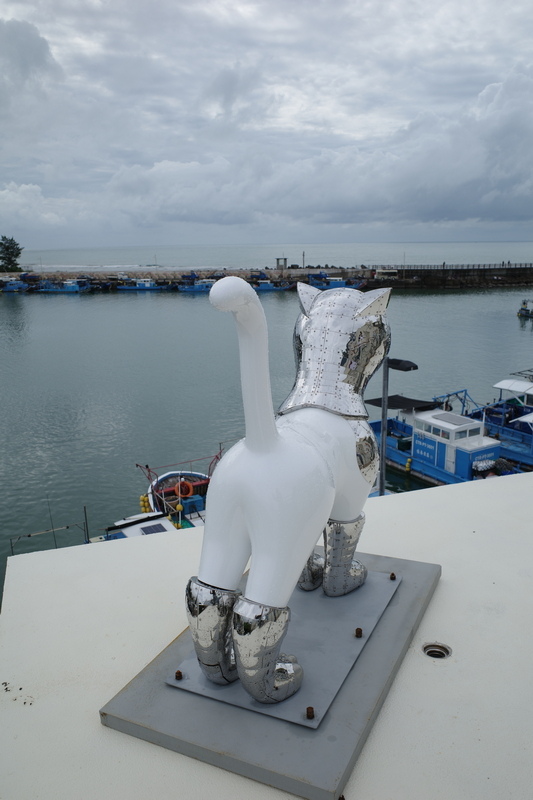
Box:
left=0, top=182, right=93, bottom=226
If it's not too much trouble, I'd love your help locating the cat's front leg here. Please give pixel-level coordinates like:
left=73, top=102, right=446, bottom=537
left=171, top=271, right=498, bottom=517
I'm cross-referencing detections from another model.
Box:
left=322, top=514, right=367, bottom=596
left=297, top=549, right=324, bottom=591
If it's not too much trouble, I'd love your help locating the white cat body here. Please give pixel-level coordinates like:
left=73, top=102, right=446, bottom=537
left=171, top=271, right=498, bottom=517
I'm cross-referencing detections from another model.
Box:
left=197, top=276, right=390, bottom=609
left=199, top=407, right=372, bottom=607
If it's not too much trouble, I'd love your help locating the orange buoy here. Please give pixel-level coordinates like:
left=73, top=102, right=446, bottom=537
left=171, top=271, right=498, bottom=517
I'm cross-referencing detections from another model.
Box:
left=174, top=480, right=193, bottom=498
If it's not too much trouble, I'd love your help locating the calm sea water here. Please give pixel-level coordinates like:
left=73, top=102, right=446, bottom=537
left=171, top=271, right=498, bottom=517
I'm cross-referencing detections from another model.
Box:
left=2, top=241, right=533, bottom=594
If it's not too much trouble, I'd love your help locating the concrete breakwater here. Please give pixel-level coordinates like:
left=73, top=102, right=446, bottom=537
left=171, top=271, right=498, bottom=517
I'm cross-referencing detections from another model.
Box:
left=6, top=261, right=533, bottom=289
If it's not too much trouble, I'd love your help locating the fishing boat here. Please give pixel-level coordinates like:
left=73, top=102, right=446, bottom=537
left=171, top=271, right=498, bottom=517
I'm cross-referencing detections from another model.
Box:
left=246, top=271, right=295, bottom=292
left=250, top=279, right=296, bottom=292
left=178, top=271, right=200, bottom=286
left=308, top=272, right=366, bottom=289
left=37, top=279, right=91, bottom=293
left=0, top=278, right=29, bottom=292
left=177, top=278, right=218, bottom=293
left=438, top=371, right=533, bottom=469
left=116, top=278, right=171, bottom=291
left=368, top=395, right=519, bottom=486
left=517, top=299, right=533, bottom=318
left=91, top=510, right=199, bottom=542
left=92, top=449, right=224, bottom=542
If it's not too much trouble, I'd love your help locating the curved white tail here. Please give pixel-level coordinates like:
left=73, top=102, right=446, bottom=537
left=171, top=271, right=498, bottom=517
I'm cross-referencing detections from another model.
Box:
left=209, top=276, right=278, bottom=451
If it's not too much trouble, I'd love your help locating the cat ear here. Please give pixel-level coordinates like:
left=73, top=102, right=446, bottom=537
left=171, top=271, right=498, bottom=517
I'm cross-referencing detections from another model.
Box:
left=359, top=287, right=391, bottom=316
left=297, top=282, right=321, bottom=315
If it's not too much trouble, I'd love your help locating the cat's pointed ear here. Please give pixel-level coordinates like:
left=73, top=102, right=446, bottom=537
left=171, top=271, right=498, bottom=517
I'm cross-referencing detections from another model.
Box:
left=360, top=287, right=391, bottom=315
left=297, top=282, right=321, bottom=315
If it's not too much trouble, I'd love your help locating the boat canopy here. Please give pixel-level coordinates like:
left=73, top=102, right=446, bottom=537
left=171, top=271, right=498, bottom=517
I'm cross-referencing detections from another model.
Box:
left=510, top=412, right=533, bottom=425
left=366, top=394, right=440, bottom=410
left=493, top=379, right=533, bottom=395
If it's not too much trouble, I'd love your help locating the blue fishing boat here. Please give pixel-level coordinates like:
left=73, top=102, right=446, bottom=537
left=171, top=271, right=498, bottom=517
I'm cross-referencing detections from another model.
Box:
left=178, top=271, right=200, bottom=286
left=368, top=396, right=519, bottom=486
left=517, top=299, right=533, bottom=318
left=116, top=278, right=170, bottom=291
left=177, top=278, right=218, bottom=293
left=37, top=279, right=91, bottom=293
left=0, top=278, right=29, bottom=292
left=247, top=271, right=296, bottom=292
left=308, top=272, right=366, bottom=289
left=437, top=372, right=533, bottom=469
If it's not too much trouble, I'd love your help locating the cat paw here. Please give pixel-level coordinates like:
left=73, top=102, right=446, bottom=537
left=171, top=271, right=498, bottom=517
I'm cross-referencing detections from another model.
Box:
left=323, top=559, right=368, bottom=597
left=297, top=551, right=324, bottom=591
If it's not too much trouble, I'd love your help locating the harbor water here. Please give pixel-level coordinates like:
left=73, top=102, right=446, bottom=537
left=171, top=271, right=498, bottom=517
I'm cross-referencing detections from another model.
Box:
left=2, top=241, right=533, bottom=594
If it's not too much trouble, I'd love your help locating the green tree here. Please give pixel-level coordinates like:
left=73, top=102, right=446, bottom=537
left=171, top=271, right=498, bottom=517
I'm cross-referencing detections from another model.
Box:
left=0, top=236, right=23, bottom=272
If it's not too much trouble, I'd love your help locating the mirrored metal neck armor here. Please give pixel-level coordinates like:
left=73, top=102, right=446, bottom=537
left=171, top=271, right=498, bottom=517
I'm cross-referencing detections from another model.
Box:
left=278, top=284, right=391, bottom=419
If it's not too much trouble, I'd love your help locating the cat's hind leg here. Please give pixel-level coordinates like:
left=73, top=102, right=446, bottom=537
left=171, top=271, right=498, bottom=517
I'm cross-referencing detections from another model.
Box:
left=232, top=598, right=303, bottom=703
left=187, top=476, right=251, bottom=686
left=185, top=578, right=241, bottom=684
left=232, top=491, right=332, bottom=703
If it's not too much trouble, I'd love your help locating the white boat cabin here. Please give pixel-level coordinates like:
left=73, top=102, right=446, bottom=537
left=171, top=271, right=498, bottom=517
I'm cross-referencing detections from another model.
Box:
left=409, top=408, right=500, bottom=479
left=412, top=408, right=494, bottom=448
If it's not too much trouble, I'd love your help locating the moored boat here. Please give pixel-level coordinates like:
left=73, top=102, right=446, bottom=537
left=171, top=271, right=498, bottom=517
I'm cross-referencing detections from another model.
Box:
left=369, top=396, right=520, bottom=486
left=92, top=449, right=224, bottom=542
left=245, top=270, right=295, bottom=292
left=308, top=272, right=366, bottom=289
left=177, top=278, right=218, bottom=293
left=1, top=278, right=29, bottom=292
left=517, top=299, right=533, bottom=318
left=449, top=371, right=533, bottom=468
left=250, top=278, right=296, bottom=292
left=37, top=279, right=91, bottom=293
left=116, top=278, right=171, bottom=291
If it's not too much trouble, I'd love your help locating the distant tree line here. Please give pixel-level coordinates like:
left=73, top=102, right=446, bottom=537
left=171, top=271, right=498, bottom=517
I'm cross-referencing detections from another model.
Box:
left=0, top=236, right=23, bottom=272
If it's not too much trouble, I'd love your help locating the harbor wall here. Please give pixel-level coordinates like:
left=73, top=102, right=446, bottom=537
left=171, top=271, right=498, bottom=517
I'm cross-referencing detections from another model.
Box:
left=5, top=262, right=533, bottom=289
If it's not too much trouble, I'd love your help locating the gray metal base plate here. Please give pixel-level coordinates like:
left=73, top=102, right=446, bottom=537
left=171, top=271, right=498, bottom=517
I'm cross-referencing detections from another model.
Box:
left=100, top=552, right=440, bottom=800
left=167, top=567, right=401, bottom=728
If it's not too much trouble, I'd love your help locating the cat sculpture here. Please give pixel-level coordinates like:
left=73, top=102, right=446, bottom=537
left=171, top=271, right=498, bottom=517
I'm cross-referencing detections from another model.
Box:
left=186, top=276, right=391, bottom=703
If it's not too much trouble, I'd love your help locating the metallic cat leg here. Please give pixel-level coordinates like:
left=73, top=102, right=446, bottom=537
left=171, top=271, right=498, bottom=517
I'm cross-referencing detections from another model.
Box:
left=322, top=514, right=367, bottom=597
left=297, top=550, right=324, bottom=591
left=232, top=598, right=303, bottom=704
left=185, top=577, right=241, bottom=685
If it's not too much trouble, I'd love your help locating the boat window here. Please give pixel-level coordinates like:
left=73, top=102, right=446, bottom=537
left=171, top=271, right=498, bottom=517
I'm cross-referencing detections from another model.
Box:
left=455, top=430, right=468, bottom=439
left=468, top=427, right=481, bottom=437
left=423, top=423, right=432, bottom=432
left=440, top=430, right=450, bottom=440
left=415, top=421, right=424, bottom=430
left=432, top=427, right=441, bottom=436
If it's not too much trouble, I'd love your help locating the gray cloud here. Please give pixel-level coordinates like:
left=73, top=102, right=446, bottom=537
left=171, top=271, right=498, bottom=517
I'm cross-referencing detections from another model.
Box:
left=0, top=18, right=61, bottom=114
left=1, top=1, right=533, bottom=246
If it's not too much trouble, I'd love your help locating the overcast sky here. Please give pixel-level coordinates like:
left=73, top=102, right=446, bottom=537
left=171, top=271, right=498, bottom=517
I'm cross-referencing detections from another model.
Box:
left=1, top=0, right=533, bottom=249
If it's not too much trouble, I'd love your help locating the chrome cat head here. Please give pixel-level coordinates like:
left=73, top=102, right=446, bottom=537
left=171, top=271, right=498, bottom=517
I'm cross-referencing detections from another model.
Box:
left=278, top=283, right=391, bottom=418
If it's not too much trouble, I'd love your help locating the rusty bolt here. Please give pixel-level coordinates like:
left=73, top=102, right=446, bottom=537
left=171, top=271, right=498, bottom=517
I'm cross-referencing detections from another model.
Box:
left=390, top=572, right=396, bottom=581
left=355, top=627, right=363, bottom=638
left=175, top=670, right=183, bottom=681
left=306, top=706, right=315, bottom=720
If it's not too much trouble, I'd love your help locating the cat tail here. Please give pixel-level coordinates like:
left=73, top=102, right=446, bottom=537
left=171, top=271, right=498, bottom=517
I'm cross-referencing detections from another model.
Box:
left=210, top=276, right=278, bottom=451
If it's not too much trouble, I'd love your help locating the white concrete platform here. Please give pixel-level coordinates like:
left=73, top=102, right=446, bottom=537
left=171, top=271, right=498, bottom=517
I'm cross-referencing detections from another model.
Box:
left=1, top=473, right=533, bottom=800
